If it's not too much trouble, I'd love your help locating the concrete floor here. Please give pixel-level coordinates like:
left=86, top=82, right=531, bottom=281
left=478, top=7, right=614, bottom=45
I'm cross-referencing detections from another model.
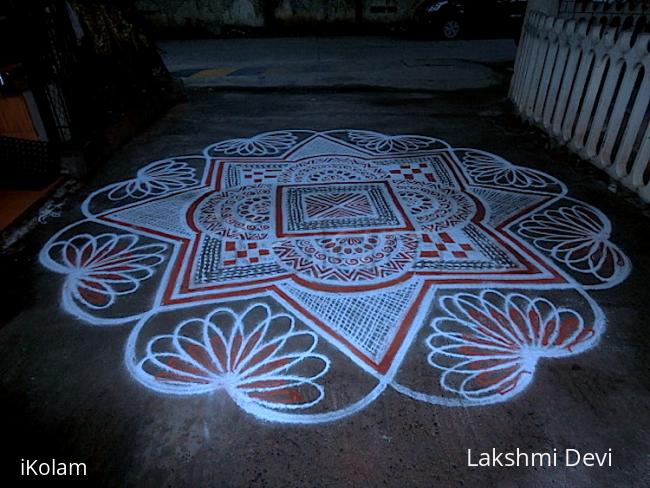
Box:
left=160, top=37, right=517, bottom=90
left=1, top=80, right=650, bottom=487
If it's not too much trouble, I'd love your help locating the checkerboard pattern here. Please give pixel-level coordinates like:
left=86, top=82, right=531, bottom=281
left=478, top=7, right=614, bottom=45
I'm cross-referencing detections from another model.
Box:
left=241, top=167, right=282, bottom=184
left=388, top=162, right=436, bottom=183
left=222, top=240, right=273, bottom=266
left=419, top=232, right=481, bottom=260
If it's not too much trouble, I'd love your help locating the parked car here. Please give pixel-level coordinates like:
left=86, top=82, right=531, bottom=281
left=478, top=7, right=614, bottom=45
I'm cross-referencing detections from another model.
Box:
left=413, top=0, right=528, bottom=40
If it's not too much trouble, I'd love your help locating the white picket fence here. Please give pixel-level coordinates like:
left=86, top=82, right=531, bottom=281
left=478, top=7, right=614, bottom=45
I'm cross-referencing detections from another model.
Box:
left=510, top=10, right=650, bottom=202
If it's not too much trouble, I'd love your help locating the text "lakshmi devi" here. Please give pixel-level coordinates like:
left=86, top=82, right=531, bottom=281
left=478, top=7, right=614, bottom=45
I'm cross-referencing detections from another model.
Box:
left=467, top=448, right=612, bottom=467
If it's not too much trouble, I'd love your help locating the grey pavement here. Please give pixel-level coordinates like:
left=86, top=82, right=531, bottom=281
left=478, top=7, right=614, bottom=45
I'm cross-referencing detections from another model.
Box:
left=160, top=37, right=517, bottom=90
left=1, top=42, right=649, bottom=487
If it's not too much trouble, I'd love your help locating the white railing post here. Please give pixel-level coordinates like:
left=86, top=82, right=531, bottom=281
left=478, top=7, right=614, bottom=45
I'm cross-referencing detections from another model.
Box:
left=510, top=10, right=650, bottom=203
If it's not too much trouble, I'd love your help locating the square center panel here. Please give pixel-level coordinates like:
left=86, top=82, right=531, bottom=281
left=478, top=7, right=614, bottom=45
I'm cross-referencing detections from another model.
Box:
left=276, top=180, right=414, bottom=237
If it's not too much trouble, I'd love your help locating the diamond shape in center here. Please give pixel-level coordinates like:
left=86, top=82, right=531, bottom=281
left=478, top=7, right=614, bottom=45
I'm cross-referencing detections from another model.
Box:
left=276, top=180, right=414, bottom=237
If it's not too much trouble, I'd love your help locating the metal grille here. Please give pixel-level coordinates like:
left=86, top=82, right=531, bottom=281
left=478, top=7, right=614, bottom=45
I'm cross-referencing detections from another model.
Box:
left=559, top=1, right=649, bottom=31
left=18, top=1, right=79, bottom=147
left=0, top=136, right=58, bottom=188
left=559, top=1, right=649, bottom=19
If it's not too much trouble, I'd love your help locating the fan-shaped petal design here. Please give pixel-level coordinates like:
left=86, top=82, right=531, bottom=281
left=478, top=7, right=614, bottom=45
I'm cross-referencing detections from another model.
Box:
left=134, top=304, right=330, bottom=411
left=108, top=159, right=197, bottom=200
left=427, top=290, right=599, bottom=402
left=347, top=130, right=447, bottom=153
left=46, top=233, right=166, bottom=309
left=518, top=205, right=629, bottom=285
left=461, top=151, right=553, bottom=188
left=206, top=131, right=298, bottom=156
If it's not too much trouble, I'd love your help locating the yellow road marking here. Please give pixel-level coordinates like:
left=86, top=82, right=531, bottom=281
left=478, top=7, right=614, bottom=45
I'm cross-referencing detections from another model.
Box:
left=191, top=67, right=236, bottom=78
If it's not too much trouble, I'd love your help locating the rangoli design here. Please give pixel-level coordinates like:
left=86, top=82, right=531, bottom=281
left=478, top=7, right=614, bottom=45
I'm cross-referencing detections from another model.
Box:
left=40, top=130, right=630, bottom=423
